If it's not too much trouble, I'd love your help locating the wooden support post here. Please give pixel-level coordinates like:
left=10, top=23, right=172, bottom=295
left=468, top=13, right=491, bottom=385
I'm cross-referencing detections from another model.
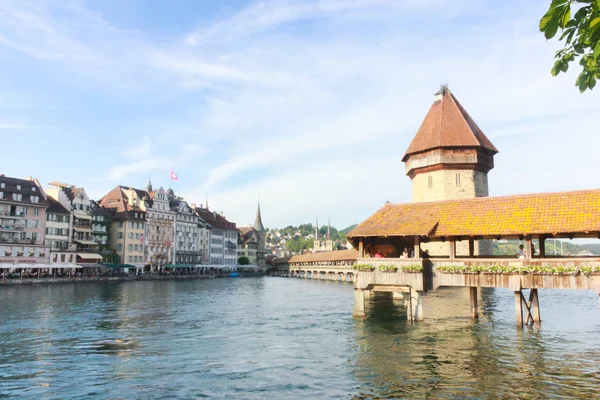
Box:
left=469, top=287, right=478, bottom=318
left=527, top=289, right=541, bottom=323
left=410, top=288, right=423, bottom=321
left=353, top=290, right=366, bottom=319
left=539, top=236, right=546, bottom=257
left=468, top=238, right=475, bottom=257
left=358, top=240, right=364, bottom=258
left=414, top=236, right=421, bottom=258
left=514, top=291, right=524, bottom=328
left=525, top=237, right=532, bottom=260
left=449, top=239, right=456, bottom=260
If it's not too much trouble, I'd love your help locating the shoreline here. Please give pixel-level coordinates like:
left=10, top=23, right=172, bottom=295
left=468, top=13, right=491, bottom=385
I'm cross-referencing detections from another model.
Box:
left=0, top=273, right=264, bottom=286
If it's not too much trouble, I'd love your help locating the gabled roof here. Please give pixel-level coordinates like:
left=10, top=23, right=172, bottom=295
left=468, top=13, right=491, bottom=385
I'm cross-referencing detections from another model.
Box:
left=274, top=249, right=358, bottom=264
left=99, top=186, right=146, bottom=220
left=0, top=175, right=48, bottom=206
left=402, top=86, right=498, bottom=161
left=347, top=189, right=600, bottom=239
left=47, top=196, right=70, bottom=215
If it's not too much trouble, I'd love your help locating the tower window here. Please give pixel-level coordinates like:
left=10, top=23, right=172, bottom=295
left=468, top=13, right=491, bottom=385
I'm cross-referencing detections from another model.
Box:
left=455, top=173, right=461, bottom=187
left=428, top=176, right=433, bottom=189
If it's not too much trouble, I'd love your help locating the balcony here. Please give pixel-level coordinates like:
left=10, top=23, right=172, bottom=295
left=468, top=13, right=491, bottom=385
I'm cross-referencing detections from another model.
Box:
left=0, top=223, right=25, bottom=232
left=0, top=211, right=25, bottom=219
left=0, top=238, right=40, bottom=245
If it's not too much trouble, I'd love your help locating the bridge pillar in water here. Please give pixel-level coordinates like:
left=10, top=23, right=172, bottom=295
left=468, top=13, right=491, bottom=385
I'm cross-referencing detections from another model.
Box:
left=470, top=287, right=479, bottom=319
left=353, top=289, right=366, bottom=319
left=407, top=288, right=423, bottom=321
left=514, top=289, right=541, bottom=328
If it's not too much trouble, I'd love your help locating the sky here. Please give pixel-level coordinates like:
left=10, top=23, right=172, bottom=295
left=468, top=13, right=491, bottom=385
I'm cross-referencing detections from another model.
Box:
left=1, top=0, right=599, bottom=230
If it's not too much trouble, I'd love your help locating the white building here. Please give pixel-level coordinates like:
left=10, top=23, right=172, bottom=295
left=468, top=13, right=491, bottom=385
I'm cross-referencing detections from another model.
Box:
left=196, top=206, right=238, bottom=265
left=146, top=183, right=176, bottom=268
left=171, top=195, right=201, bottom=265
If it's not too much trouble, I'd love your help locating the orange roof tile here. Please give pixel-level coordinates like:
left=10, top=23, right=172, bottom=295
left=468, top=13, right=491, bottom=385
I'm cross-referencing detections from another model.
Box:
left=402, top=87, right=498, bottom=160
left=286, top=249, right=358, bottom=264
left=348, top=189, right=600, bottom=239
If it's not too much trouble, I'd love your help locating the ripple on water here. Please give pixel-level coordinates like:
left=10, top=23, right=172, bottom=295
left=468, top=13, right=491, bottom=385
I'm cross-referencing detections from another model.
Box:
left=1, top=281, right=600, bottom=398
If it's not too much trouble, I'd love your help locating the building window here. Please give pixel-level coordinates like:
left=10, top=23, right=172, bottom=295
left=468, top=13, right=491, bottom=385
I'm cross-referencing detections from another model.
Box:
left=32, top=187, right=36, bottom=192
left=455, top=173, right=461, bottom=187
left=0, top=183, right=4, bottom=188
left=119, top=221, right=123, bottom=228
left=16, top=185, right=21, bottom=190
left=33, top=208, right=39, bottom=216
left=117, top=244, right=122, bottom=251
left=428, top=176, right=433, bottom=189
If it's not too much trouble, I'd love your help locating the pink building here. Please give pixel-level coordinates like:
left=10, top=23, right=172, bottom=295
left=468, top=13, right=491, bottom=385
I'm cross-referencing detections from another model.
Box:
left=0, top=175, right=50, bottom=265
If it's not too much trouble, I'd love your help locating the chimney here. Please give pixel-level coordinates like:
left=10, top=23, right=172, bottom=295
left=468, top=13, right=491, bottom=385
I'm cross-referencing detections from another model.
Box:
left=191, top=203, right=196, bottom=209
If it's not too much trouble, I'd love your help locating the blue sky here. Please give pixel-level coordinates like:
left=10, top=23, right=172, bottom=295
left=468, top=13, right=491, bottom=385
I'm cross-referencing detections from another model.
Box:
left=1, top=0, right=599, bottom=230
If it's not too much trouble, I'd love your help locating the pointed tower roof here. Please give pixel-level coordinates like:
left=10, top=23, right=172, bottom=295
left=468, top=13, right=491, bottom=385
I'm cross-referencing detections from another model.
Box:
left=402, top=86, right=498, bottom=161
left=254, top=201, right=265, bottom=231
left=327, top=218, right=331, bottom=240
left=315, top=218, right=319, bottom=240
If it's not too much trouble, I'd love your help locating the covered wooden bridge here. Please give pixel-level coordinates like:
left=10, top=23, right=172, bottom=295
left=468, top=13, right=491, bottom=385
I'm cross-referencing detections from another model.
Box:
left=346, top=189, right=600, bottom=326
left=271, top=249, right=358, bottom=282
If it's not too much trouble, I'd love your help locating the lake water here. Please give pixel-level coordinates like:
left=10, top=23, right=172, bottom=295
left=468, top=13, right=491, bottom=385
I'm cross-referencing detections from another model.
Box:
left=1, top=277, right=600, bottom=399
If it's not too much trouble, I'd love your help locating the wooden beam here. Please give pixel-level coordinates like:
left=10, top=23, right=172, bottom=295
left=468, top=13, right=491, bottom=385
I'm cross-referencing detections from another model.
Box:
left=525, top=237, right=532, bottom=260
left=514, top=291, right=523, bottom=328
left=529, top=289, right=541, bottom=323
left=449, top=238, right=456, bottom=260
left=414, top=236, right=421, bottom=258
left=358, top=239, right=364, bottom=258
left=468, top=238, right=475, bottom=257
left=469, top=287, right=478, bottom=318
left=539, top=235, right=546, bottom=257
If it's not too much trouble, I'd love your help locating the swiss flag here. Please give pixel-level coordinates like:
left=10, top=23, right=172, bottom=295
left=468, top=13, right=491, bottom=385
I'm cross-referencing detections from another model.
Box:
left=170, top=171, right=178, bottom=181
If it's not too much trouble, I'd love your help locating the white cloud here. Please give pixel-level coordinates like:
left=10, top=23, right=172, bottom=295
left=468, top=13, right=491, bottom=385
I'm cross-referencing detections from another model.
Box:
left=1, top=0, right=599, bottom=229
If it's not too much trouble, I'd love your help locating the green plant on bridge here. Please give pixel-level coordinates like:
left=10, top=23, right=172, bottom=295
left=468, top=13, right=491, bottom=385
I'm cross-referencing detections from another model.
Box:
left=401, top=264, right=424, bottom=273
left=437, top=264, right=600, bottom=275
left=352, top=264, right=375, bottom=272
left=377, top=264, right=397, bottom=272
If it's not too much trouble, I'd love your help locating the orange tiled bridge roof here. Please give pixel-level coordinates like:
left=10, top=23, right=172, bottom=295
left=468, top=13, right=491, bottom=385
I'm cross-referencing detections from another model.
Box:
left=347, top=189, right=600, bottom=239
left=273, top=249, right=358, bottom=265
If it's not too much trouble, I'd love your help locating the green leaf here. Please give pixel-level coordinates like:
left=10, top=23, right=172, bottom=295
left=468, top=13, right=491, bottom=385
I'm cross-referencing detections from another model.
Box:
left=544, top=19, right=560, bottom=39
left=590, top=17, right=600, bottom=29
left=559, top=27, right=575, bottom=40
left=588, top=76, right=597, bottom=89
left=561, top=6, right=572, bottom=27
left=594, top=41, right=600, bottom=59
left=552, top=61, right=562, bottom=76
left=574, top=6, right=590, bottom=22
left=540, top=9, right=557, bottom=31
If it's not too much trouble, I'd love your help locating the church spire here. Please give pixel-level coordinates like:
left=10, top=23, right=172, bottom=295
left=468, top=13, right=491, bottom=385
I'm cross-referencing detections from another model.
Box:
left=327, top=218, right=331, bottom=240
left=254, top=200, right=265, bottom=231
left=315, top=218, right=319, bottom=241
left=147, top=179, right=153, bottom=192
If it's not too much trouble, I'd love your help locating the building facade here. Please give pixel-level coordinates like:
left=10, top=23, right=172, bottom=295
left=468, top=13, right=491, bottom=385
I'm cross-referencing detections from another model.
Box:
left=45, top=197, right=75, bottom=264
left=0, top=175, right=50, bottom=265
left=196, top=206, right=238, bottom=265
left=46, top=183, right=103, bottom=265
left=313, top=219, right=334, bottom=253
left=99, top=186, right=148, bottom=270
left=146, top=183, right=176, bottom=268
left=238, top=227, right=259, bottom=264
left=173, top=198, right=200, bottom=264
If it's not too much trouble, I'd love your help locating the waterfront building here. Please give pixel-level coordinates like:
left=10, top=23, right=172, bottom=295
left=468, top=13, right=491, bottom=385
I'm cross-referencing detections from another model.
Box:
left=403, top=85, right=497, bottom=203
left=45, top=196, right=74, bottom=264
left=146, top=182, right=176, bottom=268
left=399, top=86, right=497, bottom=256
left=172, top=196, right=200, bottom=264
left=99, top=186, right=148, bottom=270
left=0, top=175, right=50, bottom=265
left=196, top=206, right=238, bottom=265
left=238, top=202, right=267, bottom=266
left=46, top=183, right=103, bottom=264
left=238, top=227, right=259, bottom=265
left=193, top=205, right=212, bottom=264
left=90, top=201, right=117, bottom=264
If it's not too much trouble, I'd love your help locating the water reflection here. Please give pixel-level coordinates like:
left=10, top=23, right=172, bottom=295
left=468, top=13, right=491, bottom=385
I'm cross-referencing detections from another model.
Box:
left=352, top=287, right=600, bottom=398
left=1, top=279, right=600, bottom=398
